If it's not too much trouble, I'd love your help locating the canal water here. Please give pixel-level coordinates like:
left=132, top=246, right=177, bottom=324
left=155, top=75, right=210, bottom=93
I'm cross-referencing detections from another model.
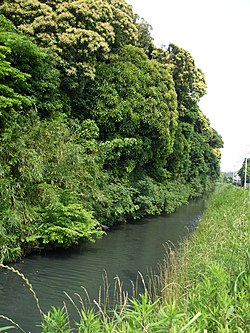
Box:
left=0, top=198, right=205, bottom=332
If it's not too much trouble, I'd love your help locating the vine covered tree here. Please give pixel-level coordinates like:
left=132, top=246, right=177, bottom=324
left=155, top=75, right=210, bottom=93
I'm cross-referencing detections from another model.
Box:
left=152, top=43, right=223, bottom=188
left=79, top=45, right=178, bottom=180
left=0, top=0, right=138, bottom=92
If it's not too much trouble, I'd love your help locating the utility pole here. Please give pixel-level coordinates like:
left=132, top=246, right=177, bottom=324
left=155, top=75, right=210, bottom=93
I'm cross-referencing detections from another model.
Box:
left=244, top=157, right=248, bottom=189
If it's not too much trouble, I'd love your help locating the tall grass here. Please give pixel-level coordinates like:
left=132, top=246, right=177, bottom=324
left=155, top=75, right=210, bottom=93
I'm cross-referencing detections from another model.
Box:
left=157, top=184, right=250, bottom=332
left=1, top=184, right=249, bottom=332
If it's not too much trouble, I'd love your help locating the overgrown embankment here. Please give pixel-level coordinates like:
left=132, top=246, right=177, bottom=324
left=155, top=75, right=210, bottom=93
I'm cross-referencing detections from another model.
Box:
left=1, top=184, right=249, bottom=332
left=0, top=3, right=223, bottom=264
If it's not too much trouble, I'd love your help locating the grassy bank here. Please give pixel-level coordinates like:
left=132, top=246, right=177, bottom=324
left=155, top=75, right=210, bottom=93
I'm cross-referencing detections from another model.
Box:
left=1, top=184, right=249, bottom=332
left=156, top=183, right=250, bottom=332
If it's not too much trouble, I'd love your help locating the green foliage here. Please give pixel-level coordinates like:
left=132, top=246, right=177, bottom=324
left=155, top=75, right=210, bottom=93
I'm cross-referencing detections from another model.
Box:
left=0, top=111, right=106, bottom=261
left=80, top=45, right=178, bottom=179
left=100, top=138, right=143, bottom=178
left=0, top=327, right=15, bottom=332
left=152, top=43, right=222, bottom=189
left=76, top=309, right=101, bottom=332
left=0, top=44, right=33, bottom=117
left=35, top=185, right=104, bottom=247
left=122, top=293, right=160, bottom=331
left=166, top=43, right=207, bottom=113
left=41, top=306, right=71, bottom=333
left=91, top=180, right=139, bottom=225
left=0, top=29, right=62, bottom=117
left=133, top=176, right=190, bottom=217
left=0, top=0, right=138, bottom=92
left=0, top=14, right=16, bottom=32
left=134, top=15, right=155, bottom=57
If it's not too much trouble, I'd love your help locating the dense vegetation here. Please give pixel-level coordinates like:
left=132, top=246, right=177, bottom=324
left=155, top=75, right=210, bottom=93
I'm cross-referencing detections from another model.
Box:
left=1, top=185, right=249, bottom=332
left=0, top=0, right=223, bottom=263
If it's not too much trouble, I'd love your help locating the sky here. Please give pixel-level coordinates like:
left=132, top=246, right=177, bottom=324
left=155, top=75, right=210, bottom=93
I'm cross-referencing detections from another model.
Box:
left=127, top=0, right=250, bottom=172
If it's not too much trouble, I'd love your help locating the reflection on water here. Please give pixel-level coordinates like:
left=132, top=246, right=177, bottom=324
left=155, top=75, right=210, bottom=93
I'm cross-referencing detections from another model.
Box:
left=0, top=199, right=205, bottom=332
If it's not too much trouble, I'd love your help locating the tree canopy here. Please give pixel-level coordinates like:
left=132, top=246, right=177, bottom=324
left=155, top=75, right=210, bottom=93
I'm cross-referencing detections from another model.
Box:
left=1, top=0, right=137, bottom=90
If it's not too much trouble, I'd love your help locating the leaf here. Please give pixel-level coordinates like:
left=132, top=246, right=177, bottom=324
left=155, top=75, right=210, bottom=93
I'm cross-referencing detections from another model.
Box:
left=0, top=326, right=15, bottom=332
left=179, top=312, right=202, bottom=332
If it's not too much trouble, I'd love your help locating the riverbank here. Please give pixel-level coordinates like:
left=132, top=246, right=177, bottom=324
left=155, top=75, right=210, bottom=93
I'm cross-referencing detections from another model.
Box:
left=156, top=183, right=250, bottom=332
left=0, top=176, right=204, bottom=264
left=1, top=184, right=249, bottom=332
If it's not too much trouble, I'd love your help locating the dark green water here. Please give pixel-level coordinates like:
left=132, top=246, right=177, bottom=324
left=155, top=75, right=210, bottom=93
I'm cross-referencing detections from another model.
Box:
left=0, top=199, right=205, bottom=332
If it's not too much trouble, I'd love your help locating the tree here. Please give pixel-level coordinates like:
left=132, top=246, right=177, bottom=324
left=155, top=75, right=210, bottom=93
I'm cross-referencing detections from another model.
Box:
left=153, top=44, right=222, bottom=187
left=134, top=15, right=155, bottom=57
left=0, top=17, right=104, bottom=260
left=79, top=45, right=178, bottom=180
left=167, top=44, right=207, bottom=115
left=0, top=14, right=63, bottom=118
left=0, top=0, right=138, bottom=93
left=0, top=45, right=33, bottom=121
left=153, top=44, right=207, bottom=120
left=0, top=34, right=62, bottom=118
left=238, top=158, right=250, bottom=186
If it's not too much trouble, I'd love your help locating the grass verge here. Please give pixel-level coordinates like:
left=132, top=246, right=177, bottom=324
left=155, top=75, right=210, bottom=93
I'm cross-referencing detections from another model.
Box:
left=156, top=183, right=250, bottom=332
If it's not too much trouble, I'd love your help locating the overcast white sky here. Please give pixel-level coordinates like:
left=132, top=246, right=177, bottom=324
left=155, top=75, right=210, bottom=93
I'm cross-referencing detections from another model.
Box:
left=128, top=0, right=250, bottom=172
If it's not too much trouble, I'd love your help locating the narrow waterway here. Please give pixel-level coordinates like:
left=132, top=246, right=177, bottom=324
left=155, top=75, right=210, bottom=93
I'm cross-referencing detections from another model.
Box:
left=0, top=198, right=205, bottom=332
